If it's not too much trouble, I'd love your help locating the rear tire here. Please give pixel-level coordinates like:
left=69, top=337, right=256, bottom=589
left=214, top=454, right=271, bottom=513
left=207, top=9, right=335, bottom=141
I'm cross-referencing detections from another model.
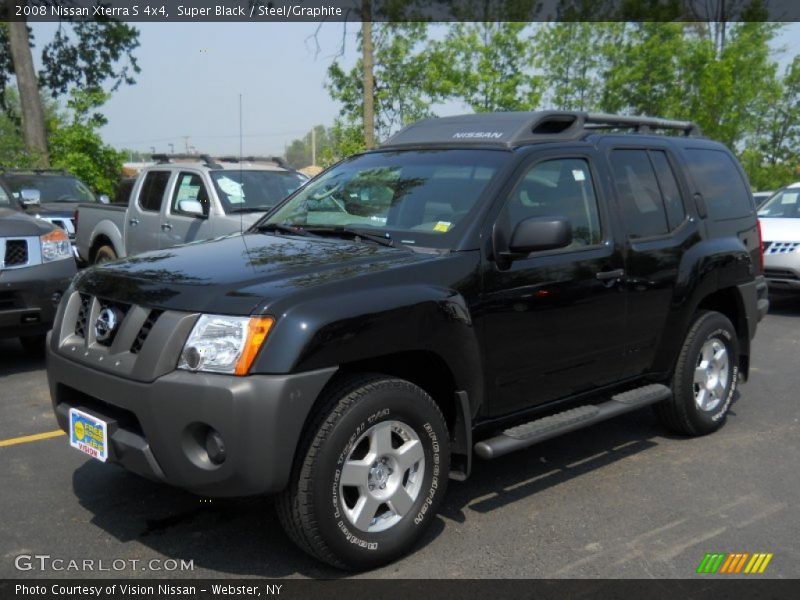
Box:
left=276, top=374, right=450, bottom=570
left=19, top=334, right=46, bottom=357
left=93, top=245, right=117, bottom=264
left=655, top=310, right=739, bottom=435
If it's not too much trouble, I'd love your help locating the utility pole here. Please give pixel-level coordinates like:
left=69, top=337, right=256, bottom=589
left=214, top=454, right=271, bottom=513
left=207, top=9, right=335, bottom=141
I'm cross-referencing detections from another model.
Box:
left=311, top=127, right=317, bottom=166
left=7, top=12, right=49, bottom=166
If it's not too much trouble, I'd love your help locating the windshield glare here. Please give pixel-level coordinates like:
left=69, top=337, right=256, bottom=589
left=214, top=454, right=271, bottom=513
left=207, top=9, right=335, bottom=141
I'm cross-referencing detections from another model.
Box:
left=4, top=175, right=96, bottom=203
left=263, top=150, right=508, bottom=247
left=211, top=170, right=306, bottom=213
left=758, top=187, right=800, bottom=218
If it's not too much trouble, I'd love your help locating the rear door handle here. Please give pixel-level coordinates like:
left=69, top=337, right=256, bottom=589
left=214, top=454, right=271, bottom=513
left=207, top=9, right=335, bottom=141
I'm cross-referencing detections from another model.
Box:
left=161, top=222, right=172, bottom=231
left=596, top=268, right=624, bottom=281
left=128, top=218, right=139, bottom=227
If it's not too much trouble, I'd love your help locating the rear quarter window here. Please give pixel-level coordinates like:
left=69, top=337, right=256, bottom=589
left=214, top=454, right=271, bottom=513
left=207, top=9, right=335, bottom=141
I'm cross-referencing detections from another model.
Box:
left=684, top=149, right=753, bottom=220
left=138, top=171, right=171, bottom=212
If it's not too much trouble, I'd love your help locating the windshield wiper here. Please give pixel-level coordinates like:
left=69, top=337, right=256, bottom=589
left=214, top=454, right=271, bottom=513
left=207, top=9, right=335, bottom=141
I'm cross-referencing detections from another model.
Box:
left=254, top=222, right=314, bottom=237
left=305, top=226, right=395, bottom=248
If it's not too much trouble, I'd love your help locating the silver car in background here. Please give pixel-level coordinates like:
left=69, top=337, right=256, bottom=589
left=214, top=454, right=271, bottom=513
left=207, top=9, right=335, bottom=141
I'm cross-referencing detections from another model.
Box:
left=759, top=181, right=800, bottom=293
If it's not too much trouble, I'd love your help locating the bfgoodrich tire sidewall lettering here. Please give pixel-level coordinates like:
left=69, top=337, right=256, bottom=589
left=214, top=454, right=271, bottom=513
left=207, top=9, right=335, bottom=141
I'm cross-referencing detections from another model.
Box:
left=314, top=389, right=449, bottom=563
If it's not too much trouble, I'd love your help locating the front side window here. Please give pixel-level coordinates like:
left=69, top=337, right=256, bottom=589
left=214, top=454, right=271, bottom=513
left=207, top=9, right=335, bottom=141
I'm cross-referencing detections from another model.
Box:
left=171, top=172, right=209, bottom=216
left=262, top=149, right=510, bottom=248
left=503, top=157, right=602, bottom=248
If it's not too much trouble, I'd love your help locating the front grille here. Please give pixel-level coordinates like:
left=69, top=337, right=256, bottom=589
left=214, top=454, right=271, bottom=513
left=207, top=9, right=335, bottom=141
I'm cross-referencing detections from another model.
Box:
left=74, top=293, right=92, bottom=337
left=130, top=310, right=163, bottom=354
left=764, top=241, right=800, bottom=255
left=5, top=239, right=28, bottom=266
left=765, top=269, right=799, bottom=281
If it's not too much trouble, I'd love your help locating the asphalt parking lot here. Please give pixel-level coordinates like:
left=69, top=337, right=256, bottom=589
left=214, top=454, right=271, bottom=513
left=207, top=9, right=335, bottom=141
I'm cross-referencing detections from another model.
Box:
left=2, top=296, right=799, bottom=580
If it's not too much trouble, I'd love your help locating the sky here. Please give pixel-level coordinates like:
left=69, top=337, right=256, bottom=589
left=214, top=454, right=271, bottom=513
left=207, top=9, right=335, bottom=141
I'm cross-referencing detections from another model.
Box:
left=30, top=22, right=800, bottom=159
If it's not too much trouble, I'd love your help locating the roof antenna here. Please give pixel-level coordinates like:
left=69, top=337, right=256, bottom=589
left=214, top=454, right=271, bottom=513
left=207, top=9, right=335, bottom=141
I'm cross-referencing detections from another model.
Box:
left=239, top=93, right=244, bottom=238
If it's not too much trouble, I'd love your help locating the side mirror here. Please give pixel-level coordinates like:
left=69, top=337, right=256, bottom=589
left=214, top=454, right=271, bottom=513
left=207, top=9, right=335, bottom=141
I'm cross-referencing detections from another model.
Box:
left=98, top=194, right=110, bottom=205
left=178, top=199, right=205, bottom=217
left=20, top=188, right=41, bottom=206
left=507, top=216, right=573, bottom=255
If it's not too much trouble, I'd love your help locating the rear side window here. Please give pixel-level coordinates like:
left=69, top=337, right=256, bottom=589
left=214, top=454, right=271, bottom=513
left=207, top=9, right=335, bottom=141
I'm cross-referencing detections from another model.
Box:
left=138, top=171, right=171, bottom=212
left=649, top=151, right=685, bottom=230
left=685, top=149, right=753, bottom=220
left=611, top=150, right=668, bottom=238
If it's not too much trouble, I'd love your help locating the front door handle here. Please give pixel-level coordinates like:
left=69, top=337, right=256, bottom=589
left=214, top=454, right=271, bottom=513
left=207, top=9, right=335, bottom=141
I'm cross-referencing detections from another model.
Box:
left=596, top=268, right=624, bottom=282
left=128, top=218, right=139, bottom=227
left=161, top=222, right=172, bottom=231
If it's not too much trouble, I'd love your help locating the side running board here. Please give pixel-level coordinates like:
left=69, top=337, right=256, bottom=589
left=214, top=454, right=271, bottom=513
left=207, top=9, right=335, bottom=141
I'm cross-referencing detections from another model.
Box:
left=474, top=384, right=671, bottom=460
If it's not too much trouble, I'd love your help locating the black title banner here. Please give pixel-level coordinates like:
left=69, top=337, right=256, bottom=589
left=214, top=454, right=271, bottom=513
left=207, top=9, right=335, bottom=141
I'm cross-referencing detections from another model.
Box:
left=3, top=0, right=800, bottom=23
left=3, top=579, right=800, bottom=600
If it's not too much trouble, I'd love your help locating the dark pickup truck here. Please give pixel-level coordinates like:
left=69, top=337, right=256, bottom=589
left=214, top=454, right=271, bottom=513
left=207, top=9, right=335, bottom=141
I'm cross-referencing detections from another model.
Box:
left=1, top=208, right=76, bottom=354
left=47, top=111, right=768, bottom=570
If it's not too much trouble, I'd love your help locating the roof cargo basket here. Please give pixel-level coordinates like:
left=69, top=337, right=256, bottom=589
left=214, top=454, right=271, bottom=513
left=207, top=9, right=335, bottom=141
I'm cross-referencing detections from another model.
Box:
left=380, top=110, right=702, bottom=149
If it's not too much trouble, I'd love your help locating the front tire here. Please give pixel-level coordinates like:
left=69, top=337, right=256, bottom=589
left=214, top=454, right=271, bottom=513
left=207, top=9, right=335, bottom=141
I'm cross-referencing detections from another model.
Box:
left=276, top=375, right=450, bottom=570
left=656, top=310, right=739, bottom=435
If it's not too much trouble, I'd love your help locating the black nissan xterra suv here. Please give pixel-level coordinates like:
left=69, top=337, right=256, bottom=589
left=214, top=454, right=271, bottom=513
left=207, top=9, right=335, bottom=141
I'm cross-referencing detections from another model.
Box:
left=47, top=112, right=769, bottom=570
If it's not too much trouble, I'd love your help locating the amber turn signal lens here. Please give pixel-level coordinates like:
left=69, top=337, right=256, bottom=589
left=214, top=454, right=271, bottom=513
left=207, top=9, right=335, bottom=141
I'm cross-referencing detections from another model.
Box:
left=234, top=317, right=274, bottom=375
left=41, top=228, right=69, bottom=243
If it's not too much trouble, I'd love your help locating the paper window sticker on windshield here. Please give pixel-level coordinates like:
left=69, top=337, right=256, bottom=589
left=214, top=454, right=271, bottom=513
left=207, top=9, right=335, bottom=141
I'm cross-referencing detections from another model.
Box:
left=217, top=177, right=245, bottom=202
left=434, top=221, right=452, bottom=233
left=572, top=169, right=586, bottom=182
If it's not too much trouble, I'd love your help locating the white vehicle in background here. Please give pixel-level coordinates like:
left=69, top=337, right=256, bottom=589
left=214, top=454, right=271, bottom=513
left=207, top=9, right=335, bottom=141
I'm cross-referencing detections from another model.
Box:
left=758, top=181, right=800, bottom=294
left=75, top=155, right=308, bottom=264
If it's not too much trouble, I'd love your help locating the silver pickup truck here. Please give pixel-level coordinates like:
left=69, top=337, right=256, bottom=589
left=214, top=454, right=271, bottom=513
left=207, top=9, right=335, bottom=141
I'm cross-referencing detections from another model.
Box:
left=75, top=155, right=307, bottom=264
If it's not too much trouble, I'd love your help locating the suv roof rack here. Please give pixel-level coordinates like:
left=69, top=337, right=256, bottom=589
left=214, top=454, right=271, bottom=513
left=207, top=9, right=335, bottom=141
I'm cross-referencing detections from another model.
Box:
left=214, top=155, right=289, bottom=169
left=0, top=168, right=71, bottom=175
left=380, top=111, right=702, bottom=149
left=151, top=154, right=289, bottom=170
left=152, top=153, right=223, bottom=169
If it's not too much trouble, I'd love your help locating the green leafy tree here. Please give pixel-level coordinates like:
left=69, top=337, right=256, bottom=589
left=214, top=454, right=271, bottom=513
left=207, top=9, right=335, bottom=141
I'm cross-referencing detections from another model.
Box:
left=285, top=125, right=331, bottom=168
left=535, top=22, right=621, bottom=111
left=433, top=22, right=540, bottom=112
left=327, top=23, right=438, bottom=144
left=48, top=88, right=125, bottom=196
left=0, top=14, right=139, bottom=163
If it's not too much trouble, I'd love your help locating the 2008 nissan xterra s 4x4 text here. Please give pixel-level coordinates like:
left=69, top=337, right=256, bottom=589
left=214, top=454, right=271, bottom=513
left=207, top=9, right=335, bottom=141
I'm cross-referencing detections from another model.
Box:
left=47, top=112, right=769, bottom=570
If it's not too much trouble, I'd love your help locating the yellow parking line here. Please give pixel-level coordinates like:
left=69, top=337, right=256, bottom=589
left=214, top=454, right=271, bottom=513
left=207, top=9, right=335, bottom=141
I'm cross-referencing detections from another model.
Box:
left=0, top=430, right=65, bottom=448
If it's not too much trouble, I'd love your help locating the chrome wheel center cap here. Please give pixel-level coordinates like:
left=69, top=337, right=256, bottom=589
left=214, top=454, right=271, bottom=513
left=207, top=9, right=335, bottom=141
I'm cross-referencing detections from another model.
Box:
left=370, top=461, right=390, bottom=486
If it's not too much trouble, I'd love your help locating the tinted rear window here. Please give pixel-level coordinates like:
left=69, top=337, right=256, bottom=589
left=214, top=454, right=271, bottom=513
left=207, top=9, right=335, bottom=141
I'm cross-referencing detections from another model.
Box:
left=138, top=171, right=171, bottom=212
left=685, top=149, right=752, bottom=220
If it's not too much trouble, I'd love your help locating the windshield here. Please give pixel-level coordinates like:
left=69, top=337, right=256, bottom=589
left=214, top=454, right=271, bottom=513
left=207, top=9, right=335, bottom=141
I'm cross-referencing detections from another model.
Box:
left=3, top=174, right=96, bottom=203
left=211, top=169, right=307, bottom=213
left=758, top=186, right=800, bottom=218
left=260, top=149, right=509, bottom=248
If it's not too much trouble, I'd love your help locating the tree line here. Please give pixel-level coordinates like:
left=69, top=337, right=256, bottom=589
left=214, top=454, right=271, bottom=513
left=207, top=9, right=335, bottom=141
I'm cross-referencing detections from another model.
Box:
left=289, top=20, right=800, bottom=191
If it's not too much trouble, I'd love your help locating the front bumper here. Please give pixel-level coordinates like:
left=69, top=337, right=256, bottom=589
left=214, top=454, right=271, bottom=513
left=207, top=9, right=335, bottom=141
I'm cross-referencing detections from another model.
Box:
left=47, top=344, right=336, bottom=496
left=763, top=254, right=800, bottom=293
left=0, top=259, right=75, bottom=339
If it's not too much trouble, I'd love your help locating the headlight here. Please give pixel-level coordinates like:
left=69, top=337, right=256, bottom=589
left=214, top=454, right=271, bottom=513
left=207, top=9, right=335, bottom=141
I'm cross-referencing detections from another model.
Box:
left=178, top=314, right=274, bottom=375
left=40, top=228, right=71, bottom=262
